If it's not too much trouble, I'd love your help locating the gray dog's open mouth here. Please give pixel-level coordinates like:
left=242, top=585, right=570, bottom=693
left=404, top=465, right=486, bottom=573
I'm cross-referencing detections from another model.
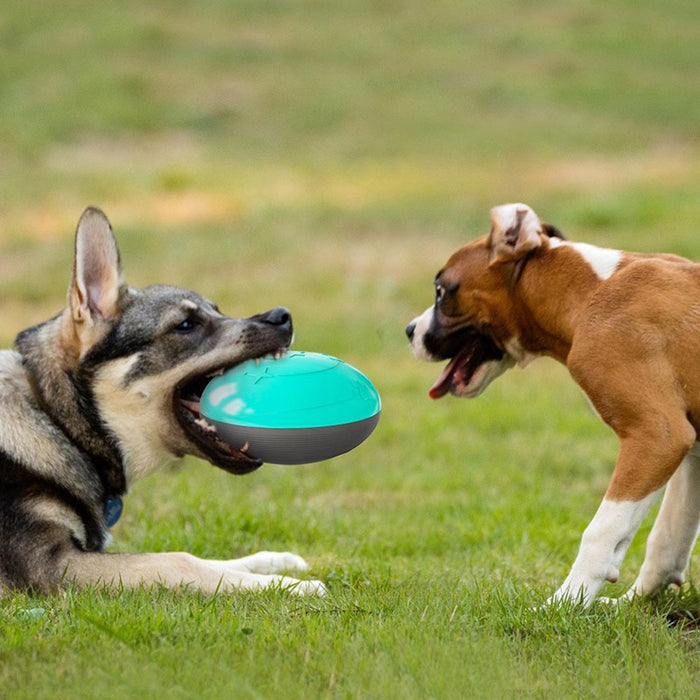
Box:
left=174, top=351, right=286, bottom=474
left=175, top=370, right=261, bottom=474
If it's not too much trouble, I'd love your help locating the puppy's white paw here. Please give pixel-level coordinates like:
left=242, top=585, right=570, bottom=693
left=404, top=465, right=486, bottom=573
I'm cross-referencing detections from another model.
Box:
left=597, top=589, right=638, bottom=606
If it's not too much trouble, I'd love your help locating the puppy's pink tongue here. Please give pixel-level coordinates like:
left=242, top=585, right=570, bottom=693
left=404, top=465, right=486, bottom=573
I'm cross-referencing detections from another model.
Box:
left=429, top=356, right=460, bottom=399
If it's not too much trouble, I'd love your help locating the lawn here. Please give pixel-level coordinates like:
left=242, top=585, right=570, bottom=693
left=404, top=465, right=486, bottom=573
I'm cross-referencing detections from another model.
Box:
left=1, top=1, right=700, bottom=697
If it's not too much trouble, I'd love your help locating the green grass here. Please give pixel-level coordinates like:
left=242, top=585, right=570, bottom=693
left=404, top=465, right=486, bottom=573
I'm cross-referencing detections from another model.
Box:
left=5, top=582, right=700, bottom=699
left=2, top=0, right=700, bottom=697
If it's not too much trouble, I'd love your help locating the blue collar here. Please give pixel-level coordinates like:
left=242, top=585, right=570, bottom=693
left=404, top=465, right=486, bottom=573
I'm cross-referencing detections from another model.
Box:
left=105, top=496, right=123, bottom=528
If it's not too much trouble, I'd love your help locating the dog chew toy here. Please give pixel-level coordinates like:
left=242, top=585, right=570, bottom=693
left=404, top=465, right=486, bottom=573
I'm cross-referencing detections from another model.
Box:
left=200, top=351, right=381, bottom=465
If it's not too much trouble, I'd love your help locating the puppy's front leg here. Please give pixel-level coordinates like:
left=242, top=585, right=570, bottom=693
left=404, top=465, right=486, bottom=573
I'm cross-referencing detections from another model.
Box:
left=619, top=448, right=700, bottom=600
left=547, top=422, right=694, bottom=607
left=547, top=491, right=660, bottom=607
left=62, top=551, right=325, bottom=595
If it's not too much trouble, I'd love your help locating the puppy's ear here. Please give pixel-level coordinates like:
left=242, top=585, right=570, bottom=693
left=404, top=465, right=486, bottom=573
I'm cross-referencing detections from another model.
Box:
left=488, top=203, right=543, bottom=265
left=542, top=223, right=566, bottom=240
left=69, top=207, right=123, bottom=326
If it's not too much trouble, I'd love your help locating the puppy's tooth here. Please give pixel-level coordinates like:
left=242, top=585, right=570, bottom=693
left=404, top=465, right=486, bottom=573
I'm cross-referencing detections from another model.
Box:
left=241, top=441, right=250, bottom=453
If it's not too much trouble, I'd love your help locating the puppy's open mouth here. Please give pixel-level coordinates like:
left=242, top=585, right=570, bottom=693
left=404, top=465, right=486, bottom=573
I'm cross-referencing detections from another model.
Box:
left=429, top=332, right=504, bottom=399
left=174, top=352, right=286, bottom=474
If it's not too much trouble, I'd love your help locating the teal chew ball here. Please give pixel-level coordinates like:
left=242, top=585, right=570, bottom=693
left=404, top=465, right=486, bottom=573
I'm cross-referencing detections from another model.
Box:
left=200, top=351, right=381, bottom=465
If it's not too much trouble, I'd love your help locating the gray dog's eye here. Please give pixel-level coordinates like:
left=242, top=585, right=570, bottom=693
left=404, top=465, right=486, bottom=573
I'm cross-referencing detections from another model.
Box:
left=172, top=318, right=198, bottom=334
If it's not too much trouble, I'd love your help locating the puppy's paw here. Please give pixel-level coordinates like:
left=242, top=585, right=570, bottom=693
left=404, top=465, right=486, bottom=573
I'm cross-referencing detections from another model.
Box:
left=597, top=589, right=638, bottom=606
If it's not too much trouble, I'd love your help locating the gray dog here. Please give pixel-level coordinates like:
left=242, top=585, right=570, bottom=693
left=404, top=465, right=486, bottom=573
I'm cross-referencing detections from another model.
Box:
left=0, top=207, right=324, bottom=595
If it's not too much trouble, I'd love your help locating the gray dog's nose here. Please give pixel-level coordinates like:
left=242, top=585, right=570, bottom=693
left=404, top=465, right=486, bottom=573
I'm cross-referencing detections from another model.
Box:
left=259, top=307, right=293, bottom=332
left=405, top=321, right=416, bottom=341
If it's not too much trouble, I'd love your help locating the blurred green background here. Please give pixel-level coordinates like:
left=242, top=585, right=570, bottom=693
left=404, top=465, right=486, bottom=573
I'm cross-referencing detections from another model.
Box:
left=2, top=0, right=698, bottom=349
left=1, top=1, right=700, bottom=697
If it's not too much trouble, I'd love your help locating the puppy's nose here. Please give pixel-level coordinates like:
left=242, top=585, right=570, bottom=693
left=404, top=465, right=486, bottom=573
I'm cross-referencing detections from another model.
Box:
left=259, top=306, right=293, bottom=332
left=405, top=321, right=416, bottom=342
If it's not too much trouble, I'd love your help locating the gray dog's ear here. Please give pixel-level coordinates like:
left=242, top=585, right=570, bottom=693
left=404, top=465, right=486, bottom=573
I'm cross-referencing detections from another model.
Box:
left=488, top=203, right=543, bottom=265
left=69, top=207, right=123, bottom=326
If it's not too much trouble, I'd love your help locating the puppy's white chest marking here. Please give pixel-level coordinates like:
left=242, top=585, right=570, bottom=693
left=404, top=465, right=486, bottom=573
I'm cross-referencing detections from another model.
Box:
left=549, top=238, right=623, bottom=281
left=504, top=337, right=537, bottom=367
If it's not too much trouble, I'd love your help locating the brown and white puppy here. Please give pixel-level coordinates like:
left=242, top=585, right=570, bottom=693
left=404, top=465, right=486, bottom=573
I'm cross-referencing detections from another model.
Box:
left=407, top=203, right=700, bottom=607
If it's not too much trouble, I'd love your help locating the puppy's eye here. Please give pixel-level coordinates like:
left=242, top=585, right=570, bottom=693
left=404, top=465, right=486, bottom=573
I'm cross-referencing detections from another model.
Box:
left=435, top=281, right=458, bottom=305
left=172, top=318, right=198, bottom=334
